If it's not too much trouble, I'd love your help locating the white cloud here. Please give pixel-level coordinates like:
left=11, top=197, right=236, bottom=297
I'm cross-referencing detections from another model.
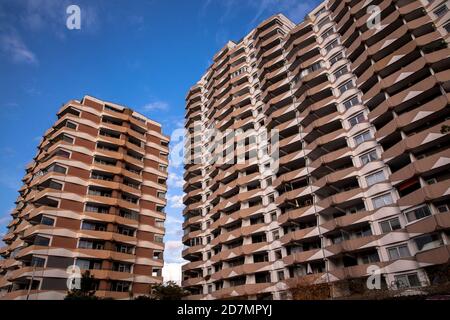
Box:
left=167, top=194, right=184, bottom=209
left=142, top=101, right=169, bottom=112
left=166, top=214, right=183, bottom=225
left=166, top=240, right=183, bottom=251
left=0, top=31, right=38, bottom=64
left=167, top=172, right=184, bottom=188
left=164, top=240, right=185, bottom=263
left=163, top=262, right=184, bottom=285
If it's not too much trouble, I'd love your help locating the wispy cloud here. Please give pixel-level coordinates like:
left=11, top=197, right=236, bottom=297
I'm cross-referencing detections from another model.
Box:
left=0, top=30, right=38, bottom=64
left=166, top=214, right=183, bottom=225
left=167, top=172, right=184, bottom=188
left=142, top=101, right=169, bottom=112
left=162, top=262, right=183, bottom=285
left=164, top=240, right=185, bottom=264
left=167, top=194, right=184, bottom=209
left=0, top=215, right=10, bottom=226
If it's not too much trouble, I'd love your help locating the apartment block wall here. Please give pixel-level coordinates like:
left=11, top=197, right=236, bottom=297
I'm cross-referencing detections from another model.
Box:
left=0, top=95, right=169, bottom=300
left=182, top=0, right=450, bottom=300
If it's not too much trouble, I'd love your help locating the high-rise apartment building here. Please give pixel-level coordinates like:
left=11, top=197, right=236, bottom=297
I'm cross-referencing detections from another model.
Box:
left=182, top=0, right=450, bottom=300
left=0, top=95, right=170, bottom=300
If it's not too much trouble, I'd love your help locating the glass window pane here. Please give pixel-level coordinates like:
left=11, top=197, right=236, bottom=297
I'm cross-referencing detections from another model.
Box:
left=388, top=248, right=399, bottom=260
left=398, top=245, right=410, bottom=258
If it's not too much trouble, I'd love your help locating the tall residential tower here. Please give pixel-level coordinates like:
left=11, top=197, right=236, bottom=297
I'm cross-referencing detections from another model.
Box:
left=0, top=96, right=169, bottom=300
left=182, top=0, right=450, bottom=299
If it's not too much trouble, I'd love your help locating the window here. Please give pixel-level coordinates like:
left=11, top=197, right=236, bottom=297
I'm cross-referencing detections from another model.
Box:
left=34, top=235, right=50, bottom=246
left=88, top=187, right=111, bottom=197
left=354, top=131, right=371, bottom=146
left=343, top=96, right=360, bottom=109
left=380, top=217, right=401, bottom=233
left=317, top=17, right=330, bottom=29
left=118, top=226, right=134, bottom=236
left=270, top=211, right=277, bottom=222
left=366, top=170, right=385, bottom=186
left=272, top=230, right=280, bottom=240
left=333, top=66, right=348, bottom=79
left=159, top=152, right=168, bottom=160
left=78, top=240, right=93, bottom=249
left=372, top=193, right=393, bottom=209
left=315, top=7, right=326, bottom=17
left=48, top=164, right=67, bottom=174
left=65, top=121, right=77, bottom=129
left=31, top=256, right=46, bottom=267
left=445, top=21, right=450, bottom=33
left=85, top=204, right=109, bottom=214
left=157, top=191, right=166, bottom=199
left=117, top=244, right=133, bottom=254
left=321, top=28, right=334, bottom=40
left=339, top=80, right=354, bottom=94
left=265, top=177, right=272, bottom=187
left=114, top=263, right=131, bottom=273
left=255, top=272, right=271, bottom=283
left=275, top=250, right=282, bottom=260
left=252, top=233, right=267, bottom=243
left=155, top=219, right=164, bottom=228
left=361, top=251, right=380, bottom=264
left=360, top=150, right=378, bottom=165
left=75, top=259, right=101, bottom=270
left=434, top=5, right=448, bottom=17
left=155, top=234, right=164, bottom=243
left=395, top=273, right=420, bottom=289
left=437, top=204, right=449, bottom=213
left=48, top=180, right=63, bottom=190
left=152, top=268, right=162, bottom=277
left=387, top=244, right=410, bottom=260
left=414, top=233, right=442, bottom=251
left=329, top=52, right=343, bottom=65
left=277, top=271, right=285, bottom=281
left=153, top=251, right=163, bottom=260
left=41, top=216, right=55, bottom=226
left=55, top=149, right=70, bottom=158
left=122, top=194, right=138, bottom=204
left=348, top=112, right=365, bottom=127
left=405, top=205, right=431, bottom=223
left=325, top=39, right=338, bottom=52
left=104, top=105, right=122, bottom=113
left=268, top=193, right=275, bottom=203
left=55, top=133, right=74, bottom=144
left=111, top=281, right=131, bottom=292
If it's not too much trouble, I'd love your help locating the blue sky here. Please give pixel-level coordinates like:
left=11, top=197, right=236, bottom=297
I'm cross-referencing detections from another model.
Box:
left=0, top=0, right=321, bottom=281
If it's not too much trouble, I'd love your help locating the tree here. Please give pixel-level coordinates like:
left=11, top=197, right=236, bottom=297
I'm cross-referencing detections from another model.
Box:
left=65, top=271, right=99, bottom=300
left=289, top=274, right=332, bottom=300
left=135, top=281, right=189, bottom=300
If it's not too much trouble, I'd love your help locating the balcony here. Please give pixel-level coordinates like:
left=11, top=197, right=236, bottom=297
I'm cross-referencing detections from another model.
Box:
left=325, top=235, right=380, bottom=257
left=416, top=244, right=450, bottom=265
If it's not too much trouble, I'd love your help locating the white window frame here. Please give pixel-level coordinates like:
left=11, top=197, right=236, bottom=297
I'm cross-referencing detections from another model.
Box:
left=372, top=193, right=393, bottom=209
